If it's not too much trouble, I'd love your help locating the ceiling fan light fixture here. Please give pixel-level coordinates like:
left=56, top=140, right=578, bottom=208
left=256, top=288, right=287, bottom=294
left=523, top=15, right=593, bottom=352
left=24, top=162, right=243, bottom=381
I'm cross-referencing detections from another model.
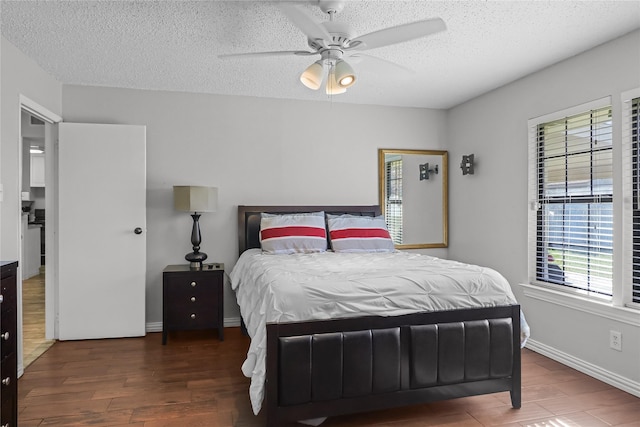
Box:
left=334, top=59, right=356, bottom=88
left=326, top=69, right=347, bottom=95
left=300, top=60, right=325, bottom=90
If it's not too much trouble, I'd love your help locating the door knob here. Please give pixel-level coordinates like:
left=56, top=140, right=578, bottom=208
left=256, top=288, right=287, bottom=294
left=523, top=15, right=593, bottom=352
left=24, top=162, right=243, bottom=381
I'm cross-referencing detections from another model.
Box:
left=134, top=227, right=143, bottom=235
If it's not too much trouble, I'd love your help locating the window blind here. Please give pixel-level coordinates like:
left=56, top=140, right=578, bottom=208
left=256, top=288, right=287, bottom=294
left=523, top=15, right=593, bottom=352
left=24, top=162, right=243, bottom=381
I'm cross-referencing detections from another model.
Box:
left=385, top=159, right=403, bottom=244
left=535, top=106, right=613, bottom=297
left=631, top=98, right=639, bottom=304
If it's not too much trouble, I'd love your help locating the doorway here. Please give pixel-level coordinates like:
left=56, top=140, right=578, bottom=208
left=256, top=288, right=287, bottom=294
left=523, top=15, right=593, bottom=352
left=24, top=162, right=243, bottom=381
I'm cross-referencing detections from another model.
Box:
left=18, top=96, right=61, bottom=374
left=20, top=109, right=54, bottom=367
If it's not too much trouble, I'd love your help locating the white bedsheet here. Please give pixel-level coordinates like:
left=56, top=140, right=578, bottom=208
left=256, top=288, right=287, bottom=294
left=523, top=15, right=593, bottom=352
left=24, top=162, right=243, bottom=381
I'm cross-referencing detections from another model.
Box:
left=230, top=249, right=530, bottom=415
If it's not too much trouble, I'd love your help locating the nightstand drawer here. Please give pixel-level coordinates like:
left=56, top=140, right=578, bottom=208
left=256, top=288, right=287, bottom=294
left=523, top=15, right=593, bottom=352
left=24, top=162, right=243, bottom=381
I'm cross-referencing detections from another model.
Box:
left=165, top=304, right=218, bottom=329
left=165, top=290, right=215, bottom=308
left=164, top=278, right=217, bottom=298
left=0, top=309, right=16, bottom=361
left=0, top=353, right=16, bottom=389
left=1, top=276, right=16, bottom=311
left=1, top=352, right=17, bottom=424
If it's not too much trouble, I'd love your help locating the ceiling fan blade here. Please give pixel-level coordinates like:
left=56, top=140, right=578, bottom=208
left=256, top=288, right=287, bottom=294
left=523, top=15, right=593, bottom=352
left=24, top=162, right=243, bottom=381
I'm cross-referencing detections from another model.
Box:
left=346, top=53, right=415, bottom=76
left=348, top=18, right=446, bottom=51
left=218, top=50, right=317, bottom=59
left=277, top=3, right=331, bottom=43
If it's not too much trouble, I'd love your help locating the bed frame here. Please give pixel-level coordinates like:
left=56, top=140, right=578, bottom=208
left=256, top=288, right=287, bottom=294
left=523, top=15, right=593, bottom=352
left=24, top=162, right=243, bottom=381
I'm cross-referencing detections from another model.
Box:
left=237, top=205, right=521, bottom=426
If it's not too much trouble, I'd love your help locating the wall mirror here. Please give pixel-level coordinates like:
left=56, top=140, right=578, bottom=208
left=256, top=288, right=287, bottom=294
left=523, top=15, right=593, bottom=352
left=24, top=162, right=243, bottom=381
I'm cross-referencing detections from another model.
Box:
left=378, top=149, right=448, bottom=249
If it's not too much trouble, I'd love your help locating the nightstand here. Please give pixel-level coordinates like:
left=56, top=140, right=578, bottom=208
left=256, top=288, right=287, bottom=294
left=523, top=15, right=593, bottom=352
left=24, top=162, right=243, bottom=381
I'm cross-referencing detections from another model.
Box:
left=1, top=261, right=18, bottom=427
left=162, top=263, right=224, bottom=344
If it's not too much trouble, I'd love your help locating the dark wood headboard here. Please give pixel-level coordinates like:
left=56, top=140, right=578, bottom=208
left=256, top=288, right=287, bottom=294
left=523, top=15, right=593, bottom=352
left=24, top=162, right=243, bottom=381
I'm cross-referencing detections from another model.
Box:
left=237, top=205, right=381, bottom=255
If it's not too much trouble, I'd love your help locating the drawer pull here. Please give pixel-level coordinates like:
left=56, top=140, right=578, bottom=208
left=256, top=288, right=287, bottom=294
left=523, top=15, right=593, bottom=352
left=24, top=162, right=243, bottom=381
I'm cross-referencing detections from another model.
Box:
left=0, top=294, right=3, bottom=304
left=190, top=313, right=196, bottom=319
left=2, top=377, right=10, bottom=386
left=190, top=296, right=196, bottom=302
left=1, top=332, right=9, bottom=340
left=190, top=281, right=197, bottom=287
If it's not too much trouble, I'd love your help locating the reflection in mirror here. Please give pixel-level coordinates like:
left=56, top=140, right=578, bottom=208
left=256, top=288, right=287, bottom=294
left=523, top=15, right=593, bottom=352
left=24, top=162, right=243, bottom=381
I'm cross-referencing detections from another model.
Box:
left=378, top=149, right=448, bottom=249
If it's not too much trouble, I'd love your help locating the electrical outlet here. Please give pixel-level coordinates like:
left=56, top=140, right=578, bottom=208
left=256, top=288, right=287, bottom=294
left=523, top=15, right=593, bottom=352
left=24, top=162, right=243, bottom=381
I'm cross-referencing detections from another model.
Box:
left=610, top=330, right=622, bottom=351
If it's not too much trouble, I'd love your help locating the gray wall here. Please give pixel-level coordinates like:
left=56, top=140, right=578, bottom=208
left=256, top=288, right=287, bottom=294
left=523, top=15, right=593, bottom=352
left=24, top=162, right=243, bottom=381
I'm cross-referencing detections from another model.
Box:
left=402, top=153, right=445, bottom=244
left=447, top=30, right=640, bottom=389
left=1, top=37, right=61, bottom=261
left=60, top=86, right=448, bottom=325
left=1, top=36, right=62, bottom=375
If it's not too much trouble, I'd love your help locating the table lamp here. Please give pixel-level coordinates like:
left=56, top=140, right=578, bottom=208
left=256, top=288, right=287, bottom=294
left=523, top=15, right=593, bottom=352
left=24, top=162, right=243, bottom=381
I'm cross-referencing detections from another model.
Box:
left=173, top=186, right=218, bottom=269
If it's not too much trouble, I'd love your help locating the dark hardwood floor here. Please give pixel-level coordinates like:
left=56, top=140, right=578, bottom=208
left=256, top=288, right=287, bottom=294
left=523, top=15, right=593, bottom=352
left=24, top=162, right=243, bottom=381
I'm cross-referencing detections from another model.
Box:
left=18, top=327, right=640, bottom=426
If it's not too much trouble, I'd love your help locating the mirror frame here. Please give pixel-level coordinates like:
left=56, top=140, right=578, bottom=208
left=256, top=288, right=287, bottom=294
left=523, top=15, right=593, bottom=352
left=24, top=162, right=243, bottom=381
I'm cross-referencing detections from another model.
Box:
left=378, top=149, right=448, bottom=249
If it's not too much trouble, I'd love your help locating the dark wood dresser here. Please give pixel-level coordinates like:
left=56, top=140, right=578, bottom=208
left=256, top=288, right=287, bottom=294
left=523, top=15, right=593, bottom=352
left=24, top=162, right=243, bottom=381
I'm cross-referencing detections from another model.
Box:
left=1, top=261, right=18, bottom=427
left=162, top=263, right=224, bottom=344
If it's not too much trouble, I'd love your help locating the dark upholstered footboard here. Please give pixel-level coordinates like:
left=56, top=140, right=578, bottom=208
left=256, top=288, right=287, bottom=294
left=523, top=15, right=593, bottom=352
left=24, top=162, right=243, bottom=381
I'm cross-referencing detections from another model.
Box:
left=265, top=305, right=521, bottom=426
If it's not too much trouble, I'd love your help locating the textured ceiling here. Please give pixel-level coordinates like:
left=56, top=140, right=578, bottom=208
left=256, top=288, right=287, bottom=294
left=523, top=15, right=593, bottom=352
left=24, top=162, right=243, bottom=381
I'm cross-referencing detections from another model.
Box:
left=2, top=0, right=639, bottom=109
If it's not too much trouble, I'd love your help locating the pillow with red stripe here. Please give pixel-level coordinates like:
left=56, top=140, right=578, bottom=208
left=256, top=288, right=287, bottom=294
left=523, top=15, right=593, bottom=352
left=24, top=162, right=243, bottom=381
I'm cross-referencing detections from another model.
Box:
left=327, top=214, right=395, bottom=253
left=260, top=212, right=327, bottom=254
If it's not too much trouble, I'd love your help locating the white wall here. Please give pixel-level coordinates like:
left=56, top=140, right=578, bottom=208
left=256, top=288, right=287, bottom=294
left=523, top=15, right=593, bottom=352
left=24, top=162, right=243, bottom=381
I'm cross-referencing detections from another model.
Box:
left=60, top=85, right=448, bottom=325
left=1, top=36, right=62, bottom=377
left=447, top=30, right=640, bottom=392
left=1, top=36, right=61, bottom=262
left=402, top=153, right=445, bottom=244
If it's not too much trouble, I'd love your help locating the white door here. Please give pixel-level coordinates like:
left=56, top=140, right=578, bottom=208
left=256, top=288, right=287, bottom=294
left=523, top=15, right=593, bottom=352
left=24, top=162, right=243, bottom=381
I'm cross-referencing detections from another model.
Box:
left=58, top=123, right=146, bottom=340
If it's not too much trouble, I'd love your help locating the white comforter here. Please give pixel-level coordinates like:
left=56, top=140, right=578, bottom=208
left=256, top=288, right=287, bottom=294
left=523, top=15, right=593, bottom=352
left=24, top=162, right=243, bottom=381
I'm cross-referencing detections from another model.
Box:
left=230, top=249, right=530, bottom=415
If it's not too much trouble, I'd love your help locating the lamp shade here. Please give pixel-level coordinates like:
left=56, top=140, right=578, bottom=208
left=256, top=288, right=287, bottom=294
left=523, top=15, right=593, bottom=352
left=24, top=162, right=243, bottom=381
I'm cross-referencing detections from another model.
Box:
left=334, top=59, right=356, bottom=88
left=173, top=186, right=218, bottom=213
left=300, top=60, right=325, bottom=90
left=326, top=69, right=347, bottom=95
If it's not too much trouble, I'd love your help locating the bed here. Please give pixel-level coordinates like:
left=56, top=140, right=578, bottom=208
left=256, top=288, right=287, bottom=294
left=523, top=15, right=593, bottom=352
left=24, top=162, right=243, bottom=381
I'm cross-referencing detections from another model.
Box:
left=232, top=205, right=526, bottom=426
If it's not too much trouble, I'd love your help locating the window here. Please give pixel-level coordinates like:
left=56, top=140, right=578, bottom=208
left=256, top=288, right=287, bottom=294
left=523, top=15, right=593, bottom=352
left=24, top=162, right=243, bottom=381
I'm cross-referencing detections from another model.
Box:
left=625, top=95, right=640, bottom=305
left=531, top=103, right=613, bottom=298
left=385, top=158, right=403, bottom=243
left=632, top=97, right=640, bottom=304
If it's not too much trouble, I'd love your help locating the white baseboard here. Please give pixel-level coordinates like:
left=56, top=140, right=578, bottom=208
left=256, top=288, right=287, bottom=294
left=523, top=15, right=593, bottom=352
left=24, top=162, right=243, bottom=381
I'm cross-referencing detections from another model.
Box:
left=25, top=269, right=40, bottom=280
left=526, top=339, right=640, bottom=398
left=224, top=317, right=242, bottom=327
left=145, top=317, right=241, bottom=333
left=145, top=321, right=162, bottom=333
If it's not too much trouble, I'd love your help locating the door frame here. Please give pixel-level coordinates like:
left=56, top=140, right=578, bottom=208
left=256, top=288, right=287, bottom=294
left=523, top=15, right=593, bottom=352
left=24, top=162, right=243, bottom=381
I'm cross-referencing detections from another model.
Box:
left=18, top=95, right=62, bottom=375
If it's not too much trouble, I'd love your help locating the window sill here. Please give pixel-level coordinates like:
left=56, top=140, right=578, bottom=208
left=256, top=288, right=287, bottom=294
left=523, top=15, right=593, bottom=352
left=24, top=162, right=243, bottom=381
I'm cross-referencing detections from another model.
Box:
left=520, top=283, right=640, bottom=326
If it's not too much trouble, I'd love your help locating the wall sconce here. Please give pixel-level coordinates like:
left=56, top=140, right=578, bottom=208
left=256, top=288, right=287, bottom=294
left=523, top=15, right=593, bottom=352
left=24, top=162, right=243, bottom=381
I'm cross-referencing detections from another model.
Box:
left=419, top=163, right=438, bottom=180
left=460, top=154, right=475, bottom=175
left=173, top=185, right=218, bottom=269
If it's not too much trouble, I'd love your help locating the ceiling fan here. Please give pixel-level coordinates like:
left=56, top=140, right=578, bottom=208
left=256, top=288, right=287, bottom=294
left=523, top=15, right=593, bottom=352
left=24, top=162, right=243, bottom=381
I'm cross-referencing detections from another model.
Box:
left=219, top=0, right=446, bottom=95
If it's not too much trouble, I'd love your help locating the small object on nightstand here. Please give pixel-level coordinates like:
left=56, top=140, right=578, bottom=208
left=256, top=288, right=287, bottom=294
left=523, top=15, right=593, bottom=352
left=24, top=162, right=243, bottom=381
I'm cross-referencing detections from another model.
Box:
left=162, top=263, right=224, bottom=344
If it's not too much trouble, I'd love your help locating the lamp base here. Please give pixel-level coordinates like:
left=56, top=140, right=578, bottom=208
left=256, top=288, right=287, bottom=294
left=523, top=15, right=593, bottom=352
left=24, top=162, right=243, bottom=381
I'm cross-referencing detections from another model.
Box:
left=186, top=251, right=207, bottom=270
